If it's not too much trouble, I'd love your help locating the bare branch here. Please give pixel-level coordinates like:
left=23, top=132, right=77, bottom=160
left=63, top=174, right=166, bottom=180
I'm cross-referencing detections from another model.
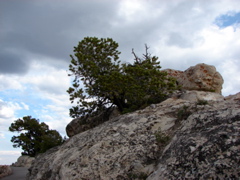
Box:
left=143, top=44, right=151, bottom=59
left=132, top=48, right=140, bottom=64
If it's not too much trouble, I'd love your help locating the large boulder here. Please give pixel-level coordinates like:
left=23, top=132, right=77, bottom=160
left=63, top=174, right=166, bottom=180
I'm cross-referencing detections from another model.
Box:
left=27, top=91, right=240, bottom=180
left=12, top=156, right=35, bottom=168
left=163, top=63, right=224, bottom=94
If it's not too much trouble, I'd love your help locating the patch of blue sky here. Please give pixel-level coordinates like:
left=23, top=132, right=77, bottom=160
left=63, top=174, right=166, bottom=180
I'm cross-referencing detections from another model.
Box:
left=214, top=11, right=240, bottom=28
left=0, top=88, right=52, bottom=120
left=1, top=132, right=19, bottom=150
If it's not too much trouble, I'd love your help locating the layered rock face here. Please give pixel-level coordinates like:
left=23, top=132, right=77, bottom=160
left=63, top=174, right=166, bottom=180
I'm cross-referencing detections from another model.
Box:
left=163, top=63, right=224, bottom=94
left=27, top=91, right=240, bottom=180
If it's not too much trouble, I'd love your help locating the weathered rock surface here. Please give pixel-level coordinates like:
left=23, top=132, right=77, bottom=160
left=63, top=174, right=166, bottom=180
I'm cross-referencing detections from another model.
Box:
left=148, top=93, right=240, bottom=179
left=179, top=90, right=224, bottom=102
left=66, top=107, right=120, bottom=137
left=163, top=63, right=224, bottom=94
left=12, top=156, right=35, bottom=168
left=0, top=165, right=12, bottom=178
left=27, top=91, right=240, bottom=180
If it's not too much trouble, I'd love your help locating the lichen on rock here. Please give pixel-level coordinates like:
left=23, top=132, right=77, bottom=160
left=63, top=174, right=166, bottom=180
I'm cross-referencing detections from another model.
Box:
left=163, top=63, right=224, bottom=94
left=27, top=90, right=240, bottom=180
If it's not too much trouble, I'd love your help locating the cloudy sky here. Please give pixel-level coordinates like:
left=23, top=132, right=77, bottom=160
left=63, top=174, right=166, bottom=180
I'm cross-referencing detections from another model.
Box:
left=0, top=0, right=240, bottom=165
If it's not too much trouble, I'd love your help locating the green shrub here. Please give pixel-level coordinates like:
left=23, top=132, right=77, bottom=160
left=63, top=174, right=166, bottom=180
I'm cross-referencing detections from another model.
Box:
left=196, top=99, right=208, bottom=105
left=127, top=172, right=148, bottom=180
left=155, top=129, right=170, bottom=145
left=177, top=105, right=192, bottom=120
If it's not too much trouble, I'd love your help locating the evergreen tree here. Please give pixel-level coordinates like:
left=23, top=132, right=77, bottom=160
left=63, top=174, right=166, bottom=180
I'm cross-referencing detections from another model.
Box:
left=68, top=37, right=177, bottom=118
left=9, top=116, right=63, bottom=157
left=122, top=45, right=176, bottom=112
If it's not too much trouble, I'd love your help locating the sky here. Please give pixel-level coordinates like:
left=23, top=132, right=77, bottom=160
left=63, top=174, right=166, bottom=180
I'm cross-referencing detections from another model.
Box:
left=0, top=0, right=240, bottom=165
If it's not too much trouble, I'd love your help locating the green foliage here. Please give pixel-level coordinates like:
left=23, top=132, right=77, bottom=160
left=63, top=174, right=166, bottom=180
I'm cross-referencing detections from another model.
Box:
left=9, top=116, right=63, bottom=157
left=177, top=105, right=192, bottom=120
left=154, top=129, right=170, bottom=145
left=196, top=99, right=208, bottom=105
left=121, top=46, right=177, bottom=113
left=68, top=37, right=178, bottom=118
left=67, top=37, right=122, bottom=118
left=127, top=172, right=148, bottom=180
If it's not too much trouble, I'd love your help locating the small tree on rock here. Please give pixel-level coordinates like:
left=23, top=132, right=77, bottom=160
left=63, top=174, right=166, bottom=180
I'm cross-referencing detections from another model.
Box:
left=67, top=37, right=177, bottom=118
left=9, top=116, right=63, bottom=157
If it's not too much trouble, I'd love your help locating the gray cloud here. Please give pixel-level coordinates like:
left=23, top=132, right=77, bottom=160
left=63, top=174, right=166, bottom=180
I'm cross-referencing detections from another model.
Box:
left=0, top=0, right=217, bottom=69
left=0, top=0, right=240, bottom=95
left=166, top=32, right=193, bottom=48
left=0, top=0, right=121, bottom=74
left=0, top=49, right=30, bottom=74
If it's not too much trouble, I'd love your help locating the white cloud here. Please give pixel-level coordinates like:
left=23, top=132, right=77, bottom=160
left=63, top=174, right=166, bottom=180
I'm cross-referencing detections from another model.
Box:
left=0, top=99, right=31, bottom=141
left=0, top=132, right=5, bottom=139
left=0, top=75, right=24, bottom=91
left=23, top=61, right=70, bottom=96
left=0, top=150, right=21, bottom=165
left=1, top=61, right=73, bottom=135
left=22, top=61, right=72, bottom=133
left=21, top=102, right=29, bottom=110
left=155, top=24, right=240, bottom=96
left=0, top=100, right=23, bottom=119
left=220, top=59, right=240, bottom=96
left=117, top=0, right=159, bottom=24
left=0, top=151, right=20, bottom=156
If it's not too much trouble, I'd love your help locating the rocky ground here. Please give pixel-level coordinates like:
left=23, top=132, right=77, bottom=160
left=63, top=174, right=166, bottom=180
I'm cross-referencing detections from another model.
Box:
left=27, top=91, right=240, bottom=180
left=0, top=165, right=12, bottom=178
left=1, top=167, right=28, bottom=180
left=148, top=92, right=240, bottom=179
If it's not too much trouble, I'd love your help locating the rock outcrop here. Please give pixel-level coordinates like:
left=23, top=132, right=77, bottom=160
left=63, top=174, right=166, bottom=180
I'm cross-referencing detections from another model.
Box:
left=27, top=91, right=240, bottom=180
left=148, top=92, right=240, bottom=180
left=163, top=63, right=224, bottom=94
left=0, top=165, right=12, bottom=178
left=66, top=63, right=223, bottom=138
left=12, top=156, right=35, bottom=168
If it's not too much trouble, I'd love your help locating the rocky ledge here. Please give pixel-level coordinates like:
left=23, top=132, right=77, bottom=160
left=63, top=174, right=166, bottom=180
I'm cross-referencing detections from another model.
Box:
left=27, top=90, right=240, bottom=180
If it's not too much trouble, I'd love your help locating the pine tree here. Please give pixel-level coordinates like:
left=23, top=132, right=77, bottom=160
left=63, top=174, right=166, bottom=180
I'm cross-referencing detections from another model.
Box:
left=9, top=116, right=63, bottom=157
left=67, top=37, right=177, bottom=118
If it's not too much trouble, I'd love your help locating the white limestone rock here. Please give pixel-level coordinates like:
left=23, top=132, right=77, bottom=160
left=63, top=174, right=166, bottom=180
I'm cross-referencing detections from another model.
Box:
left=27, top=92, right=240, bottom=180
